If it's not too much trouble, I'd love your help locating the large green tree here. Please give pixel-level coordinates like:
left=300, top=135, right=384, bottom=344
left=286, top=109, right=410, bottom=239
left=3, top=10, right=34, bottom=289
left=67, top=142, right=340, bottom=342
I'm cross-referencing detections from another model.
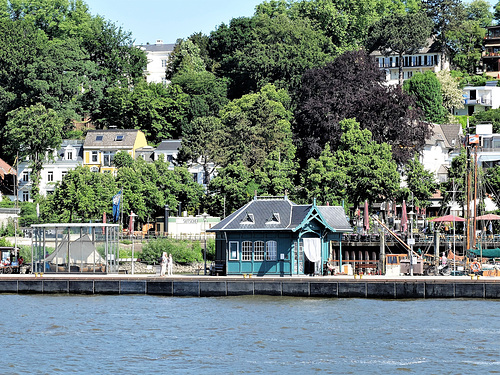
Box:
left=300, top=144, right=348, bottom=206
left=0, top=0, right=147, bottom=144
left=219, top=84, right=295, bottom=172
left=367, top=11, right=433, bottom=85
left=3, top=103, right=64, bottom=200
left=49, top=165, right=117, bottom=222
left=97, top=81, right=189, bottom=144
left=295, top=49, right=431, bottom=165
left=331, top=118, right=400, bottom=209
left=403, top=155, right=438, bottom=208
left=177, top=116, right=225, bottom=185
left=208, top=12, right=335, bottom=99
left=403, top=71, right=447, bottom=123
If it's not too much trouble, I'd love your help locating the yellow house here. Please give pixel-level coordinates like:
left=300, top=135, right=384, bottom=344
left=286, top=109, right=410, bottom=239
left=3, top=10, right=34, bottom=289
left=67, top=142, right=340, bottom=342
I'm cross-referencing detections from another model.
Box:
left=83, top=129, right=148, bottom=174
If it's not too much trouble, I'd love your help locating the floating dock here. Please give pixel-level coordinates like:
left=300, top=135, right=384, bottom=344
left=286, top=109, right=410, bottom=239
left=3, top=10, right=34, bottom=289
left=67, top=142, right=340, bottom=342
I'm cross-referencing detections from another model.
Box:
left=0, top=275, right=499, bottom=299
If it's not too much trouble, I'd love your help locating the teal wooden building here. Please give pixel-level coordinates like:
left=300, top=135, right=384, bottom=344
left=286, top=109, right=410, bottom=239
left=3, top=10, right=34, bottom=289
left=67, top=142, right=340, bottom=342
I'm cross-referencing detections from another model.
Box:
left=208, top=196, right=352, bottom=276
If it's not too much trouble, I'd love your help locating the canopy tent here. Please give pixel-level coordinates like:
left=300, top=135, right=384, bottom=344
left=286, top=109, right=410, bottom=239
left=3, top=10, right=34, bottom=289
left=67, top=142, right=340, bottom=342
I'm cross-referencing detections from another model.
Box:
left=475, top=214, right=500, bottom=221
left=429, top=214, right=465, bottom=222
left=44, top=234, right=104, bottom=265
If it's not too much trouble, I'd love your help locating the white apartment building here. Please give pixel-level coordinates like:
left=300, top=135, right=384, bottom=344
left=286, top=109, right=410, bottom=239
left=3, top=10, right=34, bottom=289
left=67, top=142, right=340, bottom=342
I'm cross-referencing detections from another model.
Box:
left=17, top=140, right=84, bottom=201
left=139, top=40, right=175, bottom=85
left=371, top=39, right=447, bottom=84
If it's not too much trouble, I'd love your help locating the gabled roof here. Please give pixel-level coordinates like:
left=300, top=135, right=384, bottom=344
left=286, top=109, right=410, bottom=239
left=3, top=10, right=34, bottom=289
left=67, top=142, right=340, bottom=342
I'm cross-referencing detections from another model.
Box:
left=209, top=197, right=352, bottom=232
left=426, top=123, right=461, bottom=149
left=0, top=158, right=15, bottom=179
left=139, top=43, right=175, bottom=53
left=84, top=129, right=141, bottom=149
left=156, top=139, right=181, bottom=152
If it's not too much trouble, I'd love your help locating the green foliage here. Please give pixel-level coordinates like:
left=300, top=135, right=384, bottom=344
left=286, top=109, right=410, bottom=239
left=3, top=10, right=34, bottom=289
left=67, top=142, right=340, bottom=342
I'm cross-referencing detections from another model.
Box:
left=205, top=238, right=215, bottom=261
left=206, top=161, right=259, bottom=216
left=331, top=118, right=400, bottom=208
left=115, top=157, right=205, bottom=223
left=166, top=39, right=207, bottom=79
left=441, top=147, right=468, bottom=208
left=48, top=166, right=118, bottom=222
left=97, top=81, right=189, bottom=144
left=209, top=12, right=335, bottom=99
left=0, top=219, right=15, bottom=237
left=436, top=69, right=464, bottom=121
left=113, top=151, right=134, bottom=168
left=446, top=19, right=485, bottom=73
left=402, top=155, right=438, bottom=207
left=3, top=103, right=64, bottom=199
left=141, top=237, right=203, bottom=264
left=219, top=84, right=295, bottom=172
left=470, top=109, right=500, bottom=133
left=403, top=71, right=447, bottom=123
left=300, top=144, right=347, bottom=205
left=300, top=118, right=400, bottom=209
left=171, top=71, right=229, bottom=123
left=367, top=11, right=433, bottom=85
left=485, top=164, right=500, bottom=208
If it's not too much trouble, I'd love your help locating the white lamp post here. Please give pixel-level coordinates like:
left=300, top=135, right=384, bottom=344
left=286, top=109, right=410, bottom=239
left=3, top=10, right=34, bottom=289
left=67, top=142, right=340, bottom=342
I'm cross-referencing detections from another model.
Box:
left=408, top=209, right=415, bottom=276
left=129, top=211, right=137, bottom=275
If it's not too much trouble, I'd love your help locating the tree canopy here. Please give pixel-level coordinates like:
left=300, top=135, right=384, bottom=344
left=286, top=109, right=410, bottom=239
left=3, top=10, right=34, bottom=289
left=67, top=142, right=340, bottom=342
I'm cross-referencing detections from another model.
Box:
left=3, top=103, right=64, bottom=199
left=403, top=71, right=447, bottom=123
left=294, top=49, right=431, bottom=165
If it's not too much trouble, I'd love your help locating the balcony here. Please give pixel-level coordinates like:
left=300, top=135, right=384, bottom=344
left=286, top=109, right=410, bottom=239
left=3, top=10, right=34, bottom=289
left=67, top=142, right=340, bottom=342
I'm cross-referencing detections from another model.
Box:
left=464, top=98, right=492, bottom=106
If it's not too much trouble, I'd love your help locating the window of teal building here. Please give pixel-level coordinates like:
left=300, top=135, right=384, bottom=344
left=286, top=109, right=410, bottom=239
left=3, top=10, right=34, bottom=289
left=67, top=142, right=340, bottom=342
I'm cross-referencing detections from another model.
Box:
left=254, top=241, right=264, bottom=261
left=229, top=241, right=239, bottom=260
left=266, top=241, right=277, bottom=260
left=242, top=241, right=252, bottom=261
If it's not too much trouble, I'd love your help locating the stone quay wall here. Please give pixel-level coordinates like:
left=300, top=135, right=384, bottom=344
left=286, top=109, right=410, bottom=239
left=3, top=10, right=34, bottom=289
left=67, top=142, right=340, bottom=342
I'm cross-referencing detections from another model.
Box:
left=0, top=277, right=499, bottom=299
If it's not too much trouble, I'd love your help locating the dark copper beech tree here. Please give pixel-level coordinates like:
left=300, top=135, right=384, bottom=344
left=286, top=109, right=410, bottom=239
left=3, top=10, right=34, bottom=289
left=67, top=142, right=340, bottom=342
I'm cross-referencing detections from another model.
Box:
left=294, top=49, right=432, bottom=165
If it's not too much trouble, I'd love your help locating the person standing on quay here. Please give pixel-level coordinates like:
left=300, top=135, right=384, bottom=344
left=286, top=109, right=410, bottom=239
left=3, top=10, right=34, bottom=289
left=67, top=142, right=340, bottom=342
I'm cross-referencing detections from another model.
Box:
left=160, top=252, right=167, bottom=277
left=168, top=253, right=173, bottom=276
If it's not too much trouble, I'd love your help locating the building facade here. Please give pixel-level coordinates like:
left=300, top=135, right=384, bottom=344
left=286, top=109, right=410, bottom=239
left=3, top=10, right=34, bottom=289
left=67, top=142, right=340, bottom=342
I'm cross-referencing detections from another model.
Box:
left=483, top=25, right=500, bottom=78
left=17, top=140, right=84, bottom=201
left=209, top=196, right=352, bottom=276
left=371, top=39, right=446, bottom=84
left=454, top=84, right=500, bottom=117
left=83, top=129, right=148, bottom=174
left=139, top=40, right=175, bottom=85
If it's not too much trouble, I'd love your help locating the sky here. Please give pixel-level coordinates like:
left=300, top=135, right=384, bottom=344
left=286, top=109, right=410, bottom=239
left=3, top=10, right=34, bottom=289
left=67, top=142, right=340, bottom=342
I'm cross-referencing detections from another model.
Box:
left=83, top=0, right=264, bottom=45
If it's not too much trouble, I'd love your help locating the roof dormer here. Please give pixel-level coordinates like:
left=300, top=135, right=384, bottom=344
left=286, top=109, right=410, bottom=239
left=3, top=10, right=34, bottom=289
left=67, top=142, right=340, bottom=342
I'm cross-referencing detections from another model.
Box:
left=241, top=213, right=254, bottom=224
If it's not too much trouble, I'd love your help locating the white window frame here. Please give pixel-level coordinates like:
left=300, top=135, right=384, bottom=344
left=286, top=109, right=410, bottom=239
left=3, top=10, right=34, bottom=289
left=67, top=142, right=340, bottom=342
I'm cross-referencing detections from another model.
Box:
left=91, top=151, right=98, bottom=163
left=254, top=241, right=264, bottom=261
left=47, top=171, right=54, bottom=182
left=229, top=241, right=239, bottom=260
left=242, top=241, right=252, bottom=261
left=22, top=192, right=29, bottom=201
left=22, top=171, right=29, bottom=182
left=266, top=241, right=277, bottom=261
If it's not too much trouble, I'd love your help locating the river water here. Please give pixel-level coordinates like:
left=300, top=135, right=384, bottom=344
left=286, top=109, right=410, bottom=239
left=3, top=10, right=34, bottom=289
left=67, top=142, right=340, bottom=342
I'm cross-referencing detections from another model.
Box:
left=1, top=295, right=499, bottom=374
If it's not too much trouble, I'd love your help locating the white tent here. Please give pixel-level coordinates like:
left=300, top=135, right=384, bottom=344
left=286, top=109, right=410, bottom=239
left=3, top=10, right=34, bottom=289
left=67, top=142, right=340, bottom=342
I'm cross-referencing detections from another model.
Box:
left=44, top=234, right=104, bottom=265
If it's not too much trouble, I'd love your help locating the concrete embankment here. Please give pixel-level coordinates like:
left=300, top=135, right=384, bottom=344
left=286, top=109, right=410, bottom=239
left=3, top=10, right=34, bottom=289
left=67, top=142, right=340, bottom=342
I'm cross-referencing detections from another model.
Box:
left=0, top=275, right=499, bottom=298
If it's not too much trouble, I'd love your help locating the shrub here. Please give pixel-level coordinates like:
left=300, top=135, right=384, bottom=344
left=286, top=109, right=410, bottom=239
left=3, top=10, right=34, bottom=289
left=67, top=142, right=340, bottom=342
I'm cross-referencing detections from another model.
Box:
left=141, top=238, right=203, bottom=264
